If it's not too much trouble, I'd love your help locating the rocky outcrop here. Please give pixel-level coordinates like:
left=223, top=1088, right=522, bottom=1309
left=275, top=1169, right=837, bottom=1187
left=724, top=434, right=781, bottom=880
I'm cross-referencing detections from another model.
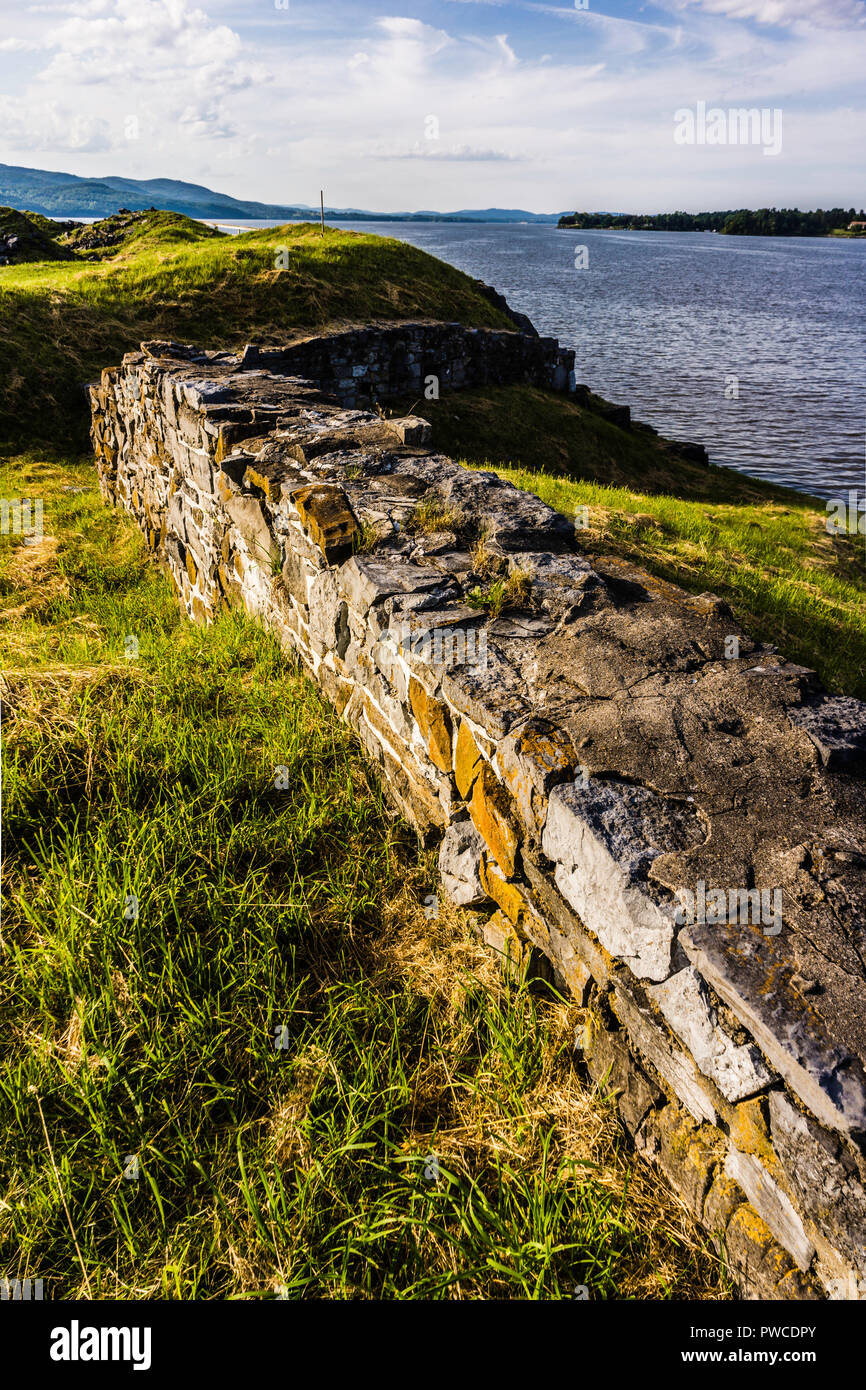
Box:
left=91, top=328, right=866, bottom=1301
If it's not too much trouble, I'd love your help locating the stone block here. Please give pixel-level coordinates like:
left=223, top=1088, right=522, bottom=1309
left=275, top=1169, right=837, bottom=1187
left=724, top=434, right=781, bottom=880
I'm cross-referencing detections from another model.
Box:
left=439, top=819, right=489, bottom=907
left=498, top=717, right=576, bottom=837
left=543, top=781, right=679, bottom=983
left=292, top=483, right=357, bottom=564
left=724, top=1147, right=815, bottom=1271
left=648, top=966, right=771, bottom=1102
left=409, top=676, right=453, bottom=774
left=612, top=980, right=717, bottom=1125
left=454, top=720, right=484, bottom=800
left=769, top=1091, right=866, bottom=1277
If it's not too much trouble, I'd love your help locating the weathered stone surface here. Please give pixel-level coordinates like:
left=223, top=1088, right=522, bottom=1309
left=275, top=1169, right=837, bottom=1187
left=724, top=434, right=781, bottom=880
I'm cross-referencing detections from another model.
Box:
left=724, top=1205, right=819, bottom=1301
left=292, top=483, right=357, bottom=563
left=788, top=695, right=866, bottom=772
left=635, top=1106, right=718, bottom=1217
left=584, top=1025, right=663, bottom=1134
left=724, top=1147, right=815, bottom=1271
left=648, top=966, right=772, bottom=1102
left=681, top=918, right=866, bottom=1137
left=387, top=415, right=432, bottom=446
left=438, top=818, right=488, bottom=906
left=340, top=555, right=448, bottom=615
left=612, top=980, right=717, bottom=1124
left=479, top=853, right=527, bottom=925
left=542, top=780, right=696, bottom=981
left=469, top=762, right=521, bottom=878
left=521, top=851, right=612, bottom=991
left=223, top=494, right=280, bottom=570
left=768, top=1091, right=866, bottom=1277
left=454, top=720, right=484, bottom=800
left=498, top=718, right=576, bottom=836
left=479, top=909, right=532, bottom=977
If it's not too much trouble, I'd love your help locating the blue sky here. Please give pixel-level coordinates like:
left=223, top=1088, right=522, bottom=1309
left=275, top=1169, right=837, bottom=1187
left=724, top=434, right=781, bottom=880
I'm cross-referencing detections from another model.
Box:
left=1, top=0, right=864, bottom=211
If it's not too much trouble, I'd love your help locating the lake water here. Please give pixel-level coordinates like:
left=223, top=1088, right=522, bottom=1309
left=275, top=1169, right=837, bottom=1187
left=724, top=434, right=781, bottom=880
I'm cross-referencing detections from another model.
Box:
left=320, top=221, right=865, bottom=504
left=191, top=216, right=863, bottom=502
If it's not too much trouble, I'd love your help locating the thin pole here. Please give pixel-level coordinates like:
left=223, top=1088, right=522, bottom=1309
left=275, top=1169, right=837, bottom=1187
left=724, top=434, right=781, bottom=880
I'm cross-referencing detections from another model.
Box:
left=320, top=190, right=325, bottom=236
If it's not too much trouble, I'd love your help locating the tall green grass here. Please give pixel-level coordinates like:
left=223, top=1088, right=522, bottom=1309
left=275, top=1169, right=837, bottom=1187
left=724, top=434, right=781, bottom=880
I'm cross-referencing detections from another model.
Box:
left=0, top=452, right=728, bottom=1299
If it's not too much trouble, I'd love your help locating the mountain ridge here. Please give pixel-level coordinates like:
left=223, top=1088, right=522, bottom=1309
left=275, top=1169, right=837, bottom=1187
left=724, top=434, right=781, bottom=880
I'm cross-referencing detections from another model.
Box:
left=0, top=162, right=564, bottom=223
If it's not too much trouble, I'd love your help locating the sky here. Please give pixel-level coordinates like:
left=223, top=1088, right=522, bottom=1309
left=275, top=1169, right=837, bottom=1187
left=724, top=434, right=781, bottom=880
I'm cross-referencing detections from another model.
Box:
left=0, top=0, right=864, bottom=212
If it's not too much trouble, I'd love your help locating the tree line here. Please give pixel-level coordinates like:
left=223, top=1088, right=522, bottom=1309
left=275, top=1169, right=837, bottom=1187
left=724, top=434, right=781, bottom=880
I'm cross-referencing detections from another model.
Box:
left=557, top=208, right=866, bottom=236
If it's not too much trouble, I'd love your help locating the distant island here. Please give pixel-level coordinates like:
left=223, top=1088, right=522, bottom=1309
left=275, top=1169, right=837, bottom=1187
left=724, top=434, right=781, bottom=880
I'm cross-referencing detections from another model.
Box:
left=558, top=208, right=866, bottom=237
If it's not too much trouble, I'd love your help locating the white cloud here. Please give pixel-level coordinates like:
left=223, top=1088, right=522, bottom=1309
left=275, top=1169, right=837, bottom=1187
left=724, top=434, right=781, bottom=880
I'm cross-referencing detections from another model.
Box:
left=667, top=0, right=866, bottom=27
left=376, top=142, right=522, bottom=160
left=0, top=0, right=862, bottom=210
left=0, top=97, right=112, bottom=152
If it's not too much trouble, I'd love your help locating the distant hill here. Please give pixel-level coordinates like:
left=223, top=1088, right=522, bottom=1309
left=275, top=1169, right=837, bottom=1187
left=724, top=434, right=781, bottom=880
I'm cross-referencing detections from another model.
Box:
left=0, top=163, right=564, bottom=223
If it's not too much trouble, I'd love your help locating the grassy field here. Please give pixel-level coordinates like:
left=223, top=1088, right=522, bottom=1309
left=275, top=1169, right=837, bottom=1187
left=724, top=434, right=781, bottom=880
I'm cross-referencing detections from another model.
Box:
left=0, top=212, right=511, bottom=450
left=0, top=450, right=729, bottom=1299
left=410, top=386, right=866, bottom=699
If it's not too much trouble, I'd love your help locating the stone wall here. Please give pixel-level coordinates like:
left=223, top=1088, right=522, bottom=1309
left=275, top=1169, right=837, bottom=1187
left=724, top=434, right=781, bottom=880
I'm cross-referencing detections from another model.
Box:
left=229, top=321, right=575, bottom=409
left=90, top=330, right=866, bottom=1302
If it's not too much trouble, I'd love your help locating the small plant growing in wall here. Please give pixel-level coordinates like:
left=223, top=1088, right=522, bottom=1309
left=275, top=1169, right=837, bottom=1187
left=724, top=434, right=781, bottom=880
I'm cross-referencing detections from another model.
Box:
left=352, top=520, right=383, bottom=554
left=411, top=495, right=464, bottom=536
left=467, top=567, right=533, bottom=618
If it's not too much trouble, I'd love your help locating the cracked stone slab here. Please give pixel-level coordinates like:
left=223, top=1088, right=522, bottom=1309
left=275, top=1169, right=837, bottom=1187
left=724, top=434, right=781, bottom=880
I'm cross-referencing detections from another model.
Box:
left=788, top=695, right=866, bottom=773
left=338, top=556, right=451, bottom=615
left=724, top=1147, right=815, bottom=1271
left=681, top=917, right=866, bottom=1137
left=439, top=819, right=489, bottom=907
left=612, top=979, right=717, bottom=1123
left=542, top=779, right=704, bottom=981
left=648, top=966, right=772, bottom=1102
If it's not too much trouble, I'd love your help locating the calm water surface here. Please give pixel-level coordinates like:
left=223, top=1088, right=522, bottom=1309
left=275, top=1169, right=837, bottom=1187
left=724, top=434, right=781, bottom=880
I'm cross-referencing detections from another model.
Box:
left=321, top=221, right=865, bottom=503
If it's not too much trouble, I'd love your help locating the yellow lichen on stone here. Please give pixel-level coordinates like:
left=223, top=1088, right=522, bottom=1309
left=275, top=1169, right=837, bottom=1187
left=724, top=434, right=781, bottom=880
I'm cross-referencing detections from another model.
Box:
left=469, top=762, right=520, bottom=878
left=454, top=719, right=483, bottom=800
left=729, top=1097, right=777, bottom=1171
left=409, top=676, right=453, bottom=773
left=479, top=852, right=528, bottom=924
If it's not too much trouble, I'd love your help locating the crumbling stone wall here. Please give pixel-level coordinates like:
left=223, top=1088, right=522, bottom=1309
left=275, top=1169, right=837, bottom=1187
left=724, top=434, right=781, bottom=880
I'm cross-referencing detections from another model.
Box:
left=228, top=321, right=575, bottom=408
left=91, top=330, right=866, bottom=1302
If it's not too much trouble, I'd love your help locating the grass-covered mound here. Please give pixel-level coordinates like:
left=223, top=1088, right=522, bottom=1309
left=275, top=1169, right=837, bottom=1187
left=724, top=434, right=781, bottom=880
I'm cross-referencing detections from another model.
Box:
left=0, top=211, right=512, bottom=449
left=0, top=449, right=728, bottom=1300
left=0, top=206, right=77, bottom=265
left=408, top=385, right=866, bottom=699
